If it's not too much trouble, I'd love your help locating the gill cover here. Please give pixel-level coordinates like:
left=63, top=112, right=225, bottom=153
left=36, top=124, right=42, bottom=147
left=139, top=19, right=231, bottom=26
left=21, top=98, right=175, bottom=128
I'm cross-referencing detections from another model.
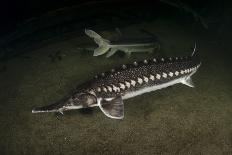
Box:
left=72, top=93, right=97, bottom=108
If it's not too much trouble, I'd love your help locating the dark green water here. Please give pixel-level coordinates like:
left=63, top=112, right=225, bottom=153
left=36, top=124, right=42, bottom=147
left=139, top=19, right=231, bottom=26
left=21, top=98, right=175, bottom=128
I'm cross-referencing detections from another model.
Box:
left=0, top=4, right=232, bottom=154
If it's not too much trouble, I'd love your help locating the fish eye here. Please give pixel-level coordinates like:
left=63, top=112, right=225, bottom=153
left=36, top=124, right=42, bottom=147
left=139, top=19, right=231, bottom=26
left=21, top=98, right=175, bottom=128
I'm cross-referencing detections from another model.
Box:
left=72, top=93, right=96, bottom=106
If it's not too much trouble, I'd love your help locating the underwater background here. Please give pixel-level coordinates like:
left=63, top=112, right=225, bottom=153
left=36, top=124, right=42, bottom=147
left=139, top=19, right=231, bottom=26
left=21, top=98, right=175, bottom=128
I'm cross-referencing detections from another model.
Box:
left=0, top=0, right=232, bottom=154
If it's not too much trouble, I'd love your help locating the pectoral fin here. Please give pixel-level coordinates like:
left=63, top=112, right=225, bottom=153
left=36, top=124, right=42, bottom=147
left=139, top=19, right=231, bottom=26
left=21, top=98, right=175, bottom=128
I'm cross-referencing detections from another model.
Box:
left=98, top=96, right=124, bottom=119
left=182, top=76, right=194, bottom=87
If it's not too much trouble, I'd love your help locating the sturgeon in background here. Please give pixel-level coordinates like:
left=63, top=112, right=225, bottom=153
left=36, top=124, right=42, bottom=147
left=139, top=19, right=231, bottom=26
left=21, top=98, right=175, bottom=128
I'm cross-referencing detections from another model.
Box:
left=85, top=29, right=159, bottom=57
left=32, top=46, right=201, bottom=119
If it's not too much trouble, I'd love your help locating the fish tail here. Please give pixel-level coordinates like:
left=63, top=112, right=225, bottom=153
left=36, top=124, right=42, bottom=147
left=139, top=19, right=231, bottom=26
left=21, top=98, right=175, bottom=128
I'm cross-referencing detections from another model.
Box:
left=191, top=42, right=198, bottom=57
left=85, top=29, right=110, bottom=56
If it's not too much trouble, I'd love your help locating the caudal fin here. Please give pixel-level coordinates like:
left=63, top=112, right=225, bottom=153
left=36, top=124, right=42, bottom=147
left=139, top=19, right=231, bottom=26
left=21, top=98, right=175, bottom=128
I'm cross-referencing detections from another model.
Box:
left=85, top=29, right=110, bottom=56
left=191, top=42, right=197, bottom=57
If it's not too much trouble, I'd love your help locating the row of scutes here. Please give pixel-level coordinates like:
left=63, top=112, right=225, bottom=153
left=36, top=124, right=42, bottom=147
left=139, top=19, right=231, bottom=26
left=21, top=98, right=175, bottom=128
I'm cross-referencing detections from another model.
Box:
left=94, top=64, right=200, bottom=93
left=94, top=56, right=190, bottom=79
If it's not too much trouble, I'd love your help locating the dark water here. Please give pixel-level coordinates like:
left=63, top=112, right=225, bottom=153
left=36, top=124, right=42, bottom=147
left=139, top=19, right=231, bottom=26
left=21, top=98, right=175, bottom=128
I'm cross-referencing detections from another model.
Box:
left=0, top=1, right=232, bottom=154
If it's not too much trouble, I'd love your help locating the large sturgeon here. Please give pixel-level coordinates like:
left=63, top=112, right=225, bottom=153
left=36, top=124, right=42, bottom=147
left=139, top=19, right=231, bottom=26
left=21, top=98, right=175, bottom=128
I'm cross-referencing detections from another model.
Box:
left=32, top=46, right=201, bottom=119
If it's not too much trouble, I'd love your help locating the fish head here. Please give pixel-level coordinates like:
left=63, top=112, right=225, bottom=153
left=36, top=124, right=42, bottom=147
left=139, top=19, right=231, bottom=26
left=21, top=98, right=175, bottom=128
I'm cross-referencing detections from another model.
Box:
left=32, top=93, right=97, bottom=114
left=70, top=92, right=97, bottom=108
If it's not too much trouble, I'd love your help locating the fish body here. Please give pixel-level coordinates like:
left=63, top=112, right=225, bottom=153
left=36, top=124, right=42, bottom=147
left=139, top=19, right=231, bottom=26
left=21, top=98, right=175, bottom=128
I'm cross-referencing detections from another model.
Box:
left=32, top=47, right=201, bottom=119
left=85, top=29, right=159, bottom=57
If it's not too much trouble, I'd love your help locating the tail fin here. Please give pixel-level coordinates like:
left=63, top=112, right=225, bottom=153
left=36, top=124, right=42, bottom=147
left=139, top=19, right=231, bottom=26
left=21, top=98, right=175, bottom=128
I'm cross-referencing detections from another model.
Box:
left=85, top=29, right=110, bottom=56
left=191, top=42, right=197, bottom=57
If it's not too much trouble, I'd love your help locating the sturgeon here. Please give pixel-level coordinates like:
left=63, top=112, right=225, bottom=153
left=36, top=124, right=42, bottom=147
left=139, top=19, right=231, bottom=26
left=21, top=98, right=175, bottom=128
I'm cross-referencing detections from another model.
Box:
left=85, top=29, right=159, bottom=57
left=32, top=46, right=201, bottom=119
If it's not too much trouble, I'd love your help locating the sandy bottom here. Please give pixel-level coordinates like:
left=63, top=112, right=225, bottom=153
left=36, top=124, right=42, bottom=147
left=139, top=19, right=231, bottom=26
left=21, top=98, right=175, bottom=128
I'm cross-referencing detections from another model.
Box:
left=0, top=19, right=232, bottom=155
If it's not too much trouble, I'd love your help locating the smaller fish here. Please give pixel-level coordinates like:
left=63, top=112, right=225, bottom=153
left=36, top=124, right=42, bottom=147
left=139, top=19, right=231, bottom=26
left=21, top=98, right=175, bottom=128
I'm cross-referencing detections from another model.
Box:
left=85, top=29, right=159, bottom=57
